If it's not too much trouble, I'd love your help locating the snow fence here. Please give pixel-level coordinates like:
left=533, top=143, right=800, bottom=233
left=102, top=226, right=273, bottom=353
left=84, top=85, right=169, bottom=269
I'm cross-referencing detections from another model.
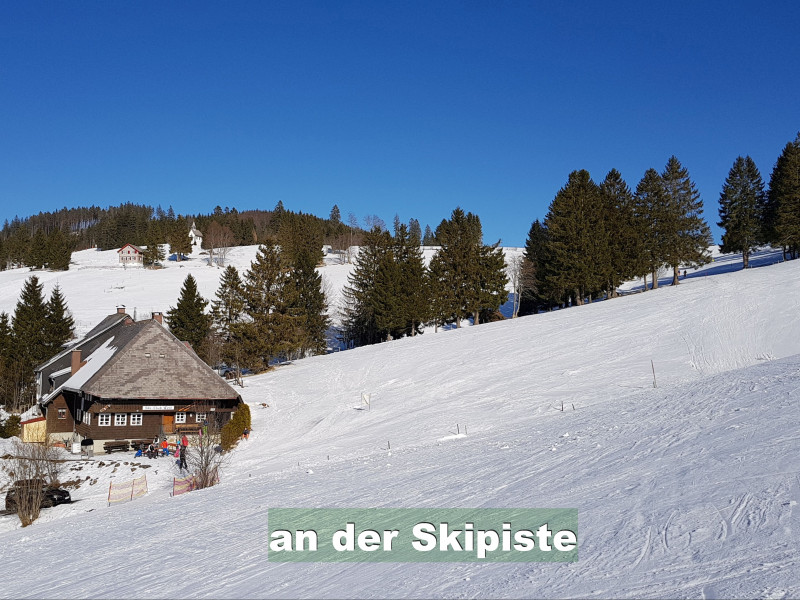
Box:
left=107, top=475, right=148, bottom=506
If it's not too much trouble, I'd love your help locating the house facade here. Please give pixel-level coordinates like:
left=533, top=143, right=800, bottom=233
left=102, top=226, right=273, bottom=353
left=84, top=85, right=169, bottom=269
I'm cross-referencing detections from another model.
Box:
left=34, top=308, right=241, bottom=450
left=118, top=244, right=143, bottom=265
left=189, top=222, right=203, bottom=247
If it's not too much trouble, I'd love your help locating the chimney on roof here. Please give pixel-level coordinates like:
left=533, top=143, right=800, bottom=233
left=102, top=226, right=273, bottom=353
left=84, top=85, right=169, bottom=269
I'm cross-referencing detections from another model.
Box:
left=152, top=311, right=163, bottom=325
left=71, top=349, right=83, bottom=376
left=116, top=305, right=126, bottom=314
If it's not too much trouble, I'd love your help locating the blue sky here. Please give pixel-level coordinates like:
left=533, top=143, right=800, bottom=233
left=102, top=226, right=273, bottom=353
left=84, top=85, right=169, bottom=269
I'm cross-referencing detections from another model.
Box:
left=1, top=1, right=798, bottom=246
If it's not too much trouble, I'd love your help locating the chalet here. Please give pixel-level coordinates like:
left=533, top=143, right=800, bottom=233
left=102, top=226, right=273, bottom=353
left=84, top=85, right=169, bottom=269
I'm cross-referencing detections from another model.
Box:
left=32, top=307, right=241, bottom=451
left=118, top=243, right=143, bottom=265
left=189, top=222, right=203, bottom=247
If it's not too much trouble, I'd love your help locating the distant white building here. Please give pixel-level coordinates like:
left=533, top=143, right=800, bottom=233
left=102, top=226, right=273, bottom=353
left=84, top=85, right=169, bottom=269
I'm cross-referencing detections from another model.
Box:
left=189, top=221, right=203, bottom=247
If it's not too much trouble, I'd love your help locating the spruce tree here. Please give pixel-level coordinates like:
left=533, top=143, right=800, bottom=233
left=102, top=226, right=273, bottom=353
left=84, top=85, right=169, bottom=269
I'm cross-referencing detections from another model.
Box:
left=330, top=204, right=341, bottom=224
left=393, top=224, right=428, bottom=336
left=600, top=169, right=644, bottom=296
left=288, top=245, right=329, bottom=357
left=11, top=276, right=51, bottom=406
left=236, top=243, right=295, bottom=369
left=427, top=252, right=456, bottom=330
left=767, top=133, right=800, bottom=259
left=633, top=169, right=670, bottom=290
left=45, top=284, right=75, bottom=354
left=28, top=230, right=48, bottom=269
left=211, top=266, right=246, bottom=341
left=432, top=208, right=507, bottom=326
left=661, top=156, right=713, bottom=284
left=408, top=218, right=422, bottom=245
left=372, top=251, right=405, bottom=341
left=46, top=229, right=73, bottom=271
left=520, top=219, right=549, bottom=314
left=422, top=225, right=436, bottom=246
left=542, top=171, right=607, bottom=305
left=0, top=312, right=12, bottom=406
left=718, top=156, right=766, bottom=268
left=167, top=274, right=211, bottom=354
left=142, top=229, right=165, bottom=267
left=340, top=228, right=393, bottom=347
left=169, top=224, right=192, bottom=260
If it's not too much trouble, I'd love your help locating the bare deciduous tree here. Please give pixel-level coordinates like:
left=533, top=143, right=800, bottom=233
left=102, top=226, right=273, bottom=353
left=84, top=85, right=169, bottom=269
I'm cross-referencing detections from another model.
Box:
left=2, top=438, right=64, bottom=526
left=205, top=222, right=235, bottom=267
left=185, top=412, right=229, bottom=490
left=507, top=254, right=524, bottom=318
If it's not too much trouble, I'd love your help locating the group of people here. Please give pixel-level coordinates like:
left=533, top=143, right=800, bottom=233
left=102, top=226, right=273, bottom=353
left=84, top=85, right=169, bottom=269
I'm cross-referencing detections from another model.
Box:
left=137, top=434, right=189, bottom=471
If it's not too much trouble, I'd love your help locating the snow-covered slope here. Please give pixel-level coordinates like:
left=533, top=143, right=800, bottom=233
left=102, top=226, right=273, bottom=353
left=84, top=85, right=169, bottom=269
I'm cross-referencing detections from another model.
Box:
left=0, top=249, right=798, bottom=598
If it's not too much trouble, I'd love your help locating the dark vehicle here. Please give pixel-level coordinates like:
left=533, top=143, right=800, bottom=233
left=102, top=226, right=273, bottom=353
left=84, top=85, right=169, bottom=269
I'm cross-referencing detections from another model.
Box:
left=4, top=479, right=72, bottom=511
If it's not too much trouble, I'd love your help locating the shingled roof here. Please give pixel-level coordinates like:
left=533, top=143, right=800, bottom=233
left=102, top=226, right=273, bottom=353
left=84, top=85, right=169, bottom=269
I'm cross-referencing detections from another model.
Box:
left=80, top=320, right=239, bottom=400
left=38, top=312, right=240, bottom=405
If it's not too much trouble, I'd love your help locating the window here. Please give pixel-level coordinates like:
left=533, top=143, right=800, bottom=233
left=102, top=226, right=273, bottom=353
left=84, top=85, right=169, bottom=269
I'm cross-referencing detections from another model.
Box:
left=83, top=412, right=91, bottom=425
left=175, top=412, right=186, bottom=424
left=130, top=413, right=142, bottom=426
left=114, top=413, right=127, bottom=427
left=196, top=413, right=207, bottom=423
left=57, top=409, right=66, bottom=420
left=98, top=414, right=110, bottom=426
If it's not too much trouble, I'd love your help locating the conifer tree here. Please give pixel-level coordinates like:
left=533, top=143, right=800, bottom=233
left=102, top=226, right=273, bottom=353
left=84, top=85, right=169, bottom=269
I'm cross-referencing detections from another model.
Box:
left=633, top=169, right=670, bottom=289
left=520, top=219, right=549, bottom=314
left=44, top=229, right=73, bottom=271
left=372, top=251, right=405, bottom=340
left=661, top=156, right=713, bottom=284
left=600, top=169, right=644, bottom=296
left=235, top=243, right=296, bottom=369
left=718, top=156, right=766, bottom=268
left=542, top=171, right=607, bottom=305
left=45, top=284, right=75, bottom=354
left=766, top=133, right=800, bottom=259
left=287, top=245, right=329, bottom=357
left=340, top=228, right=393, bottom=346
left=28, top=230, right=48, bottom=270
left=408, top=218, right=422, bottom=245
left=211, top=266, right=246, bottom=341
left=11, top=276, right=50, bottom=406
left=422, top=225, right=436, bottom=245
left=169, top=224, right=192, bottom=260
left=142, top=229, right=165, bottom=267
left=0, top=313, right=13, bottom=406
left=392, top=224, right=428, bottom=336
left=427, top=252, right=456, bottom=330
left=432, top=208, right=507, bottom=325
left=329, top=204, right=341, bottom=224
left=167, top=274, right=211, bottom=354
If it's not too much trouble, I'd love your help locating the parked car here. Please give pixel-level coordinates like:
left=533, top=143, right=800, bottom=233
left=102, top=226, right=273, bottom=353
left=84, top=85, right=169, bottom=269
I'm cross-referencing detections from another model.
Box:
left=4, top=479, right=71, bottom=511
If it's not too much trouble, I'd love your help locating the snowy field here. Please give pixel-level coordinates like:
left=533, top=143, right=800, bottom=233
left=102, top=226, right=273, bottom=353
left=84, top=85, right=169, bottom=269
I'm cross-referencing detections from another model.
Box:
left=0, top=244, right=523, bottom=334
left=0, top=246, right=799, bottom=598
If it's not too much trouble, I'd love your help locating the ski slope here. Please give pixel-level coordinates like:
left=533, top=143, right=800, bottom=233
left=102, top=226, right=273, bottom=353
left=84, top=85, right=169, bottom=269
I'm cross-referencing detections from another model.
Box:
left=0, top=248, right=799, bottom=598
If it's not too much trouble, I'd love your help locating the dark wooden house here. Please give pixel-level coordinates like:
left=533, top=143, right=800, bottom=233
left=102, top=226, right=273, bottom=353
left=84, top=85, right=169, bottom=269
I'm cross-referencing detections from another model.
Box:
left=34, top=307, right=241, bottom=450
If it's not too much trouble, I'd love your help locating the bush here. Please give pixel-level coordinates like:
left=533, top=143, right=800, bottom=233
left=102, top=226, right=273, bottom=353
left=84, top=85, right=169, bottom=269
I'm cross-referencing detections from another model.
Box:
left=221, top=402, right=251, bottom=451
left=0, top=415, right=21, bottom=439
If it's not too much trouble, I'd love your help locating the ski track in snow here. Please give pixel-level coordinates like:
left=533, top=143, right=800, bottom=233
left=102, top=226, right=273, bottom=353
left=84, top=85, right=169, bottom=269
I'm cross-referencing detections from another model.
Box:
left=0, top=246, right=798, bottom=598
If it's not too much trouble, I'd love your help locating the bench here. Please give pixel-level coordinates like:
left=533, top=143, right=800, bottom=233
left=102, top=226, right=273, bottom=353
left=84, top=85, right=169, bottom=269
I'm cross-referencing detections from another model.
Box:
left=103, top=440, right=130, bottom=453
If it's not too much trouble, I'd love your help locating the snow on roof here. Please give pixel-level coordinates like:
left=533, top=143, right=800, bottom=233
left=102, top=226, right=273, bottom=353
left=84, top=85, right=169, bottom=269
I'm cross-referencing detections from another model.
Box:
left=62, top=337, right=118, bottom=391
left=20, top=403, right=43, bottom=422
left=50, top=366, right=72, bottom=378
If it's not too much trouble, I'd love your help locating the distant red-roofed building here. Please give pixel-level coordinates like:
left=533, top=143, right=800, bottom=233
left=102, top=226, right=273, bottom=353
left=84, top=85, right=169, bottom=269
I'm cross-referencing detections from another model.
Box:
left=118, top=243, right=143, bottom=265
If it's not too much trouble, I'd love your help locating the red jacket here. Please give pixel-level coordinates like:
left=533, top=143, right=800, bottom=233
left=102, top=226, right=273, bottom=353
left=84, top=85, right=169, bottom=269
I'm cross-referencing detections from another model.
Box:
left=181, top=435, right=189, bottom=447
